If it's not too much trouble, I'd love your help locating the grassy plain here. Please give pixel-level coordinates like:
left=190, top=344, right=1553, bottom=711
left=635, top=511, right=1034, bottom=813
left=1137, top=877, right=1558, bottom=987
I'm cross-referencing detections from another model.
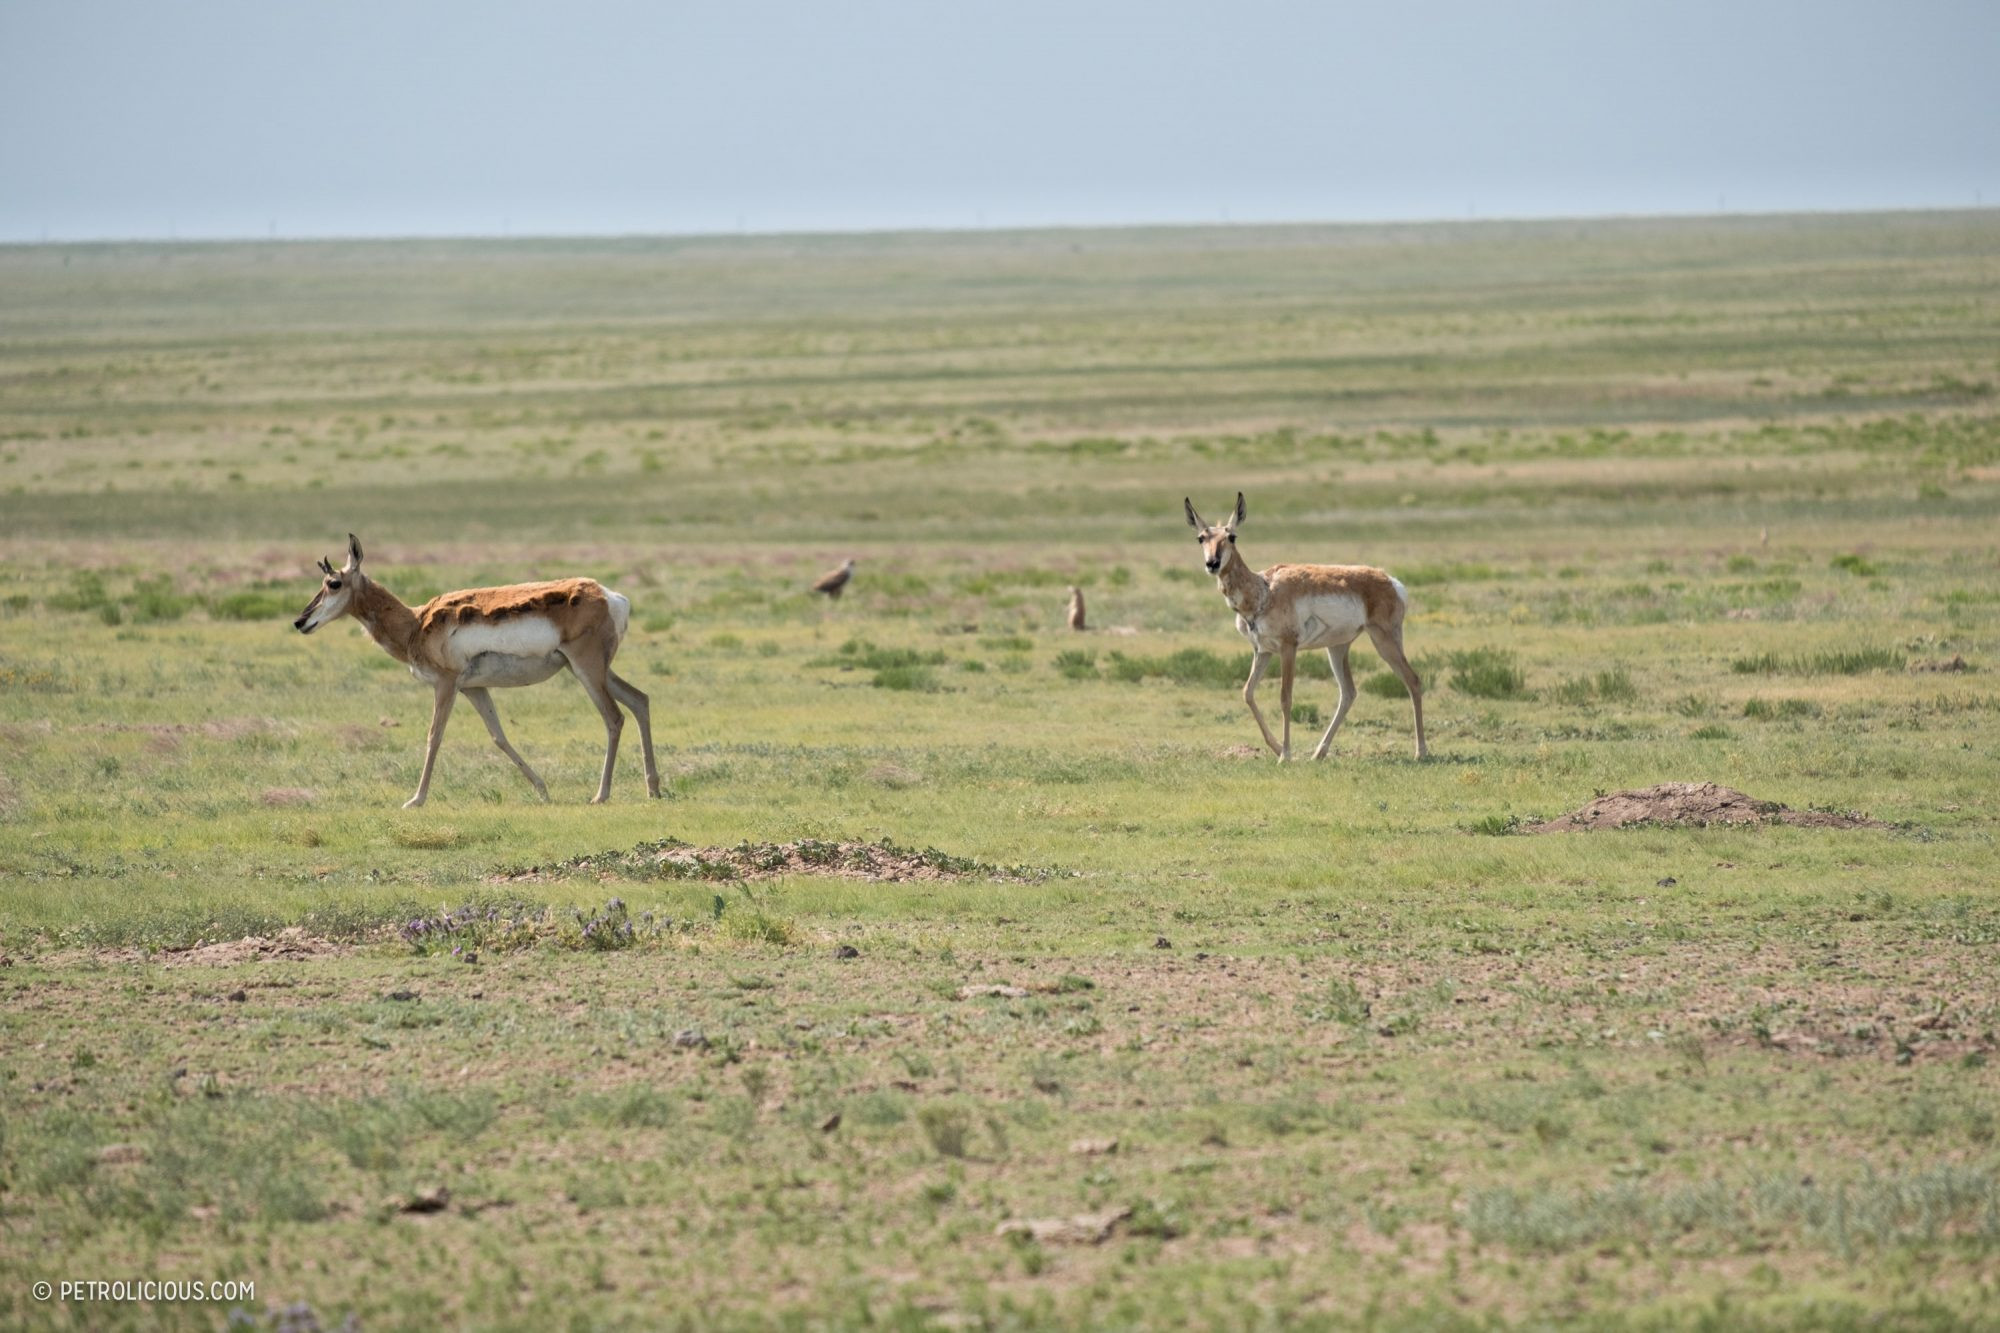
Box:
left=2, top=211, right=1999, bottom=1330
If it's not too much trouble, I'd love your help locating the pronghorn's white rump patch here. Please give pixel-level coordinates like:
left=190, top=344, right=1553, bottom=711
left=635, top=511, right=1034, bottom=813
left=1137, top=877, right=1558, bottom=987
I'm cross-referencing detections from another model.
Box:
left=604, top=590, right=631, bottom=644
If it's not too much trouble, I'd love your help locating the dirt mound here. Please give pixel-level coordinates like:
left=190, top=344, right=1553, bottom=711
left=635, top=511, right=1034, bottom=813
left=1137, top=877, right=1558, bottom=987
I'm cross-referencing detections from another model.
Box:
left=1528, top=782, right=1884, bottom=833
left=496, top=837, right=1050, bottom=885
left=155, top=927, right=346, bottom=967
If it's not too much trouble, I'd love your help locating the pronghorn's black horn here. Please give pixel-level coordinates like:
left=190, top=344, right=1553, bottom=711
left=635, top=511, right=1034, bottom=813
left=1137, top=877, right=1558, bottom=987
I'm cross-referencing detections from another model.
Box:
left=318, top=556, right=335, bottom=575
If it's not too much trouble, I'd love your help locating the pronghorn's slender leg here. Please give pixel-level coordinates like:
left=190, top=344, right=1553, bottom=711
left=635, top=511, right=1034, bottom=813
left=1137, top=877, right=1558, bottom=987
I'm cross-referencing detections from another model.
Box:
left=1277, top=643, right=1298, bottom=763
left=1241, top=651, right=1284, bottom=757
left=1366, top=623, right=1429, bottom=760
left=461, top=686, right=549, bottom=802
left=1312, top=642, right=1358, bottom=761
left=407, top=674, right=460, bottom=808
left=607, top=671, right=661, bottom=799
left=561, top=645, right=624, bottom=804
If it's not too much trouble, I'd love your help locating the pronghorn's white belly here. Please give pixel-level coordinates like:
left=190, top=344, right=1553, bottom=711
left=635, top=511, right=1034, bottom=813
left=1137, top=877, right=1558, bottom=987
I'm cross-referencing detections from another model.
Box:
left=1237, top=593, right=1368, bottom=654
left=414, top=617, right=570, bottom=690
left=445, top=617, right=563, bottom=664
left=458, top=651, right=567, bottom=689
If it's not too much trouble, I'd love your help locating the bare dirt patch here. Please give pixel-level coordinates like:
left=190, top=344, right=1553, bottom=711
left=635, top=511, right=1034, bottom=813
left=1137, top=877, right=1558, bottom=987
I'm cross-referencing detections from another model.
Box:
left=73, top=717, right=281, bottom=740
left=996, top=1205, right=1131, bottom=1246
left=1527, top=782, right=1885, bottom=833
left=166, top=927, right=347, bottom=966
left=494, top=837, right=1053, bottom=886
left=103, top=926, right=351, bottom=968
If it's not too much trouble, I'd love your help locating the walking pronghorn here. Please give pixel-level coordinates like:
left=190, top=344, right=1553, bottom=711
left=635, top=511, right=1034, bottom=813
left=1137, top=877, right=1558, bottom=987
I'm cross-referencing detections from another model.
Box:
left=293, top=535, right=661, bottom=807
left=1184, top=493, right=1428, bottom=763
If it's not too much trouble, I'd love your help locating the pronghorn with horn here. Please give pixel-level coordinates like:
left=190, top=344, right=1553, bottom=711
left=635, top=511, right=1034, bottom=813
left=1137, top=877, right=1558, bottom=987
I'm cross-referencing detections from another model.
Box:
left=1184, top=492, right=1428, bottom=763
left=293, top=535, right=661, bottom=807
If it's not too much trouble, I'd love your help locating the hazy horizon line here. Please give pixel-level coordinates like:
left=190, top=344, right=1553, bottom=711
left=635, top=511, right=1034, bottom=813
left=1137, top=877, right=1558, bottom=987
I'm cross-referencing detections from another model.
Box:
left=5, top=201, right=1994, bottom=250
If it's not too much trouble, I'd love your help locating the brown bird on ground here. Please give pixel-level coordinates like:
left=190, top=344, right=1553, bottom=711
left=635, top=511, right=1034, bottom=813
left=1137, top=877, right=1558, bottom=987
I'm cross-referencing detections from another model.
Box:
left=1066, top=585, right=1086, bottom=631
left=811, top=558, right=856, bottom=600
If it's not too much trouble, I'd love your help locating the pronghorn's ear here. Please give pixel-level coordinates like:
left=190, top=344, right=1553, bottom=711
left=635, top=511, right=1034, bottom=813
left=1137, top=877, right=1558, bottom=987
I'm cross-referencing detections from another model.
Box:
left=1231, top=492, right=1246, bottom=529
left=346, top=533, right=364, bottom=568
left=1184, top=497, right=1204, bottom=530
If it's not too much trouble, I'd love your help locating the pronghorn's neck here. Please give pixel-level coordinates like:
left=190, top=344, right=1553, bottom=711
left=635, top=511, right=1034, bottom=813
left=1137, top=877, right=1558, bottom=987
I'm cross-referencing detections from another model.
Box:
left=348, top=577, right=423, bottom=665
left=1214, top=546, right=1270, bottom=624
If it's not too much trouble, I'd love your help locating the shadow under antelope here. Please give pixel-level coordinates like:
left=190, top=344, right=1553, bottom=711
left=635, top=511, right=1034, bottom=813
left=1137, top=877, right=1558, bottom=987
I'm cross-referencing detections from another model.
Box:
left=1185, top=492, right=1428, bottom=762
left=293, top=534, right=661, bottom=807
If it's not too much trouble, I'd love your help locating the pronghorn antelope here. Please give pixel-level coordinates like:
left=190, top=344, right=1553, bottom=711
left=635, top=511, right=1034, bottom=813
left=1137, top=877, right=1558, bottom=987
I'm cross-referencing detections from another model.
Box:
left=293, top=535, right=661, bottom=807
left=1184, top=493, right=1428, bottom=763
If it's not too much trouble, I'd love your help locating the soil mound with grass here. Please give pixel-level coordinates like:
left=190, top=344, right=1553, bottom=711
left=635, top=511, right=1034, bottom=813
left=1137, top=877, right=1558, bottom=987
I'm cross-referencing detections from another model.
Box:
left=1528, top=782, right=1884, bottom=833
left=497, top=837, right=1051, bottom=885
left=148, top=927, right=346, bottom=967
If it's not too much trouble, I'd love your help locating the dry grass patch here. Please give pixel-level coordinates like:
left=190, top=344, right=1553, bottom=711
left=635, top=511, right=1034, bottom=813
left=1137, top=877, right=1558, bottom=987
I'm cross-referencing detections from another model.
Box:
left=494, top=836, right=1058, bottom=885
left=1528, top=782, right=1887, bottom=832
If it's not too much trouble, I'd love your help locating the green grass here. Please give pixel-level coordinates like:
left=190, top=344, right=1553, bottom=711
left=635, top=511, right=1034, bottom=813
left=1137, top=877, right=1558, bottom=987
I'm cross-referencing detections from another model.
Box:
left=1103, top=646, right=1243, bottom=686
left=1731, top=647, right=1908, bottom=675
left=2, top=212, right=1999, bottom=1331
left=871, top=663, right=943, bottom=692
left=1448, top=646, right=1532, bottom=699
left=1553, top=667, right=1640, bottom=707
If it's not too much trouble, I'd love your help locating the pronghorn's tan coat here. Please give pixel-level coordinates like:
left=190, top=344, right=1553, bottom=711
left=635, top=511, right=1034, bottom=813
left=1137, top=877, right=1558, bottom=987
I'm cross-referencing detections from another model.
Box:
left=1252, top=564, right=1406, bottom=630
left=294, top=536, right=660, bottom=807
left=1185, top=493, right=1428, bottom=762
left=421, top=578, right=608, bottom=629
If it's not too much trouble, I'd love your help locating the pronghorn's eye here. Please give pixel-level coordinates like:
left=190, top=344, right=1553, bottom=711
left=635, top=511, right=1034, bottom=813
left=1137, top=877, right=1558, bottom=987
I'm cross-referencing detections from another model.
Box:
left=328, top=580, right=342, bottom=590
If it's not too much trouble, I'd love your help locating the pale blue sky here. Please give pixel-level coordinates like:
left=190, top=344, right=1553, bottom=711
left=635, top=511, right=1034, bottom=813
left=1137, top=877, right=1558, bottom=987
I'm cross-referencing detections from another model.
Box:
left=2, top=0, right=1994, bottom=241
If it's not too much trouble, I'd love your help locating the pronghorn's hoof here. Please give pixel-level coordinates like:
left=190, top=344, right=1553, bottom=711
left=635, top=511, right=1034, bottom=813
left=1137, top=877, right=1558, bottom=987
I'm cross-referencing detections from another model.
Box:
left=402, top=795, right=428, bottom=809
